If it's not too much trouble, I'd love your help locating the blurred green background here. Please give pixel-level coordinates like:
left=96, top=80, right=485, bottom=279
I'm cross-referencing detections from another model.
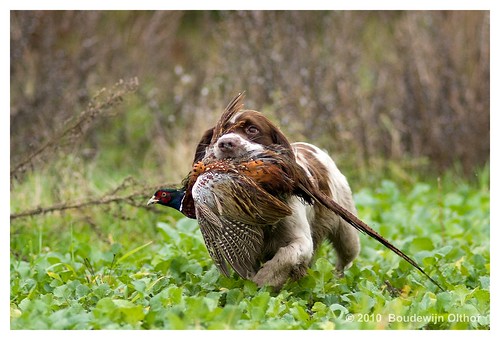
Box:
left=10, top=11, right=489, bottom=187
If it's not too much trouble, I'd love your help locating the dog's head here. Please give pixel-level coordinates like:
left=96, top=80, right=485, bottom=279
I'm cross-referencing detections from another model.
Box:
left=194, top=109, right=292, bottom=163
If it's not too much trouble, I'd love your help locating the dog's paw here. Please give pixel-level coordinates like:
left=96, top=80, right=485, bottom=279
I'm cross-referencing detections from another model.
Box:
left=252, top=263, right=288, bottom=289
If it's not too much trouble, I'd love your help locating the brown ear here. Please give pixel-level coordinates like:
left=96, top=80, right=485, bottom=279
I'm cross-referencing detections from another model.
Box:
left=193, top=128, right=214, bottom=164
left=271, top=127, right=292, bottom=149
left=270, top=125, right=296, bottom=160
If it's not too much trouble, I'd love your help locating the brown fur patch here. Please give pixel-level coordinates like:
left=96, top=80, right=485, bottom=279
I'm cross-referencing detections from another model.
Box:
left=225, top=110, right=292, bottom=150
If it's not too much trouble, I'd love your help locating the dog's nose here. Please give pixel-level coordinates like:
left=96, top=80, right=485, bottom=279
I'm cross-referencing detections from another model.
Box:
left=217, top=135, right=240, bottom=151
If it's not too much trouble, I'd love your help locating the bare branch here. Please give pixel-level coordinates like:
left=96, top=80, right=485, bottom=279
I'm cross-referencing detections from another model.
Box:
left=10, top=182, right=163, bottom=220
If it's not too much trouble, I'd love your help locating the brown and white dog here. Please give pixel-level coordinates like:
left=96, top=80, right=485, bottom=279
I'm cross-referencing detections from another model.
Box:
left=193, top=109, right=360, bottom=288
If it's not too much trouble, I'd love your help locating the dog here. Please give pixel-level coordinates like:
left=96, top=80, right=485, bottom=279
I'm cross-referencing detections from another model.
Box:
left=191, top=108, right=360, bottom=288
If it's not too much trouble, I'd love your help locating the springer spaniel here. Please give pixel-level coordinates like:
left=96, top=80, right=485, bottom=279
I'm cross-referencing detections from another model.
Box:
left=193, top=108, right=360, bottom=288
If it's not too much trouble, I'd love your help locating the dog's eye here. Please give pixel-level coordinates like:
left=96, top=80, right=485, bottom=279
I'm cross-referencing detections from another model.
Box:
left=246, top=125, right=259, bottom=135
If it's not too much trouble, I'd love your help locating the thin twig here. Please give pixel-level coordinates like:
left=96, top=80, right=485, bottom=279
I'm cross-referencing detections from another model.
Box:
left=11, top=78, right=139, bottom=179
left=10, top=184, right=159, bottom=220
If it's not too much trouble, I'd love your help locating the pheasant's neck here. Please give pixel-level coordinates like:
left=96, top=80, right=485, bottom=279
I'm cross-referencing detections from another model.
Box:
left=169, top=190, right=185, bottom=211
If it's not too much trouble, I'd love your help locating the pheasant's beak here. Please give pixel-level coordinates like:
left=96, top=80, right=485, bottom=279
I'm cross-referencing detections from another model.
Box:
left=147, top=196, right=159, bottom=206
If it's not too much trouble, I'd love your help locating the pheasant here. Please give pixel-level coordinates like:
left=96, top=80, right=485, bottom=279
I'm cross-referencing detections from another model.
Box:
left=147, top=146, right=313, bottom=279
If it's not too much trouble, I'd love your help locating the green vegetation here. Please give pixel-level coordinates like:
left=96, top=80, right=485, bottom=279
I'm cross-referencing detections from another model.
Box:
left=10, top=164, right=490, bottom=330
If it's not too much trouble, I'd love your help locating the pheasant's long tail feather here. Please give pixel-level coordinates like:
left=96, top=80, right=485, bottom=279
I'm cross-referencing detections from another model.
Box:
left=212, top=92, right=246, bottom=143
left=299, top=184, right=445, bottom=291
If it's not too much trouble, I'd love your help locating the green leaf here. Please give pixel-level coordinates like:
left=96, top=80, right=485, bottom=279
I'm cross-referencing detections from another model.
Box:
left=166, top=285, right=183, bottom=305
left=75, top=283, right=91, bottom=298
left=93, top=298, right=145, bottom=325
left=290, top=302, right=310, bottom=322
left=248, top=292, right=270, bottom=320
left=92, top=283, right=111, bottom=299
left=157, top=222, right=180, bottom=243
left=176, top=217, right=199, bottom=232
left=225, top=289, right=244, bottom=305
left=311, top=301, right=327, bottom=314
left=132, top=279, right=147, bottom=294
left=112, top=299, right=145, bottom=324
left=204, top=292, right=221, bottom=312
left=46, top=271, right=63, bottom=283
left=409, top=237, right=434, bottom=252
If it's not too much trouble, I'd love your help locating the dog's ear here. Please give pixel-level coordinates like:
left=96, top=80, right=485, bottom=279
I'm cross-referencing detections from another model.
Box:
left=271, top=127, right=296, bottom=160
left=271, top=127, right=292, bottom=149
left=193, top=128, right=214, bottom=164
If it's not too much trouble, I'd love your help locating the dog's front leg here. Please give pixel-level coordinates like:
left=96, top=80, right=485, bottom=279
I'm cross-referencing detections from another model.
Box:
left=252, top=198, right=313, bottom=289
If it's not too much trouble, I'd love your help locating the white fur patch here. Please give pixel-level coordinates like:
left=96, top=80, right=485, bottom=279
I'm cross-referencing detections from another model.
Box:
left=278, top=196, right=314, bottom=265
left=292, top=142, right=350, bottom=199
left=214, top=132, right=264, bottom=159
left=293, top=149, right=313, bottom=179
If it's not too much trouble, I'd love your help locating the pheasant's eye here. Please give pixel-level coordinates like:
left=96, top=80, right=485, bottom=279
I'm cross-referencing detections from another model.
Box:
left=161, top=192, right=167, bottom=198
left=246, top=125, right=259, bottom=135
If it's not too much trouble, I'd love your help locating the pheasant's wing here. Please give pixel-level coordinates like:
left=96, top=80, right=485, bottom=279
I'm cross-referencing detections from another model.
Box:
left=195, top=203, right=231, bottom=277
left=218, top=216, right=264, bottom=279
left=195, top=202, right=264, bottom=279
left=247, top=148, right=316, bottom=204
left=214, top=175, right=292, bottom=225
left=192, top=171, right=292, bottom=279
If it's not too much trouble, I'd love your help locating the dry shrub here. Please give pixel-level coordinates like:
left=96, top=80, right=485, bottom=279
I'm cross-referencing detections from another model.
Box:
left=10, top=11, right=489, bottom=184
left=11, top=78, right=139, bottom=180
left=213, top=11, right=489, bottom=175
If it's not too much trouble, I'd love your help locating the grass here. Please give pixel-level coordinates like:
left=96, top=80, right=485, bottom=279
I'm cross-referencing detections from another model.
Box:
left=10, top=162, right=490, bottom=330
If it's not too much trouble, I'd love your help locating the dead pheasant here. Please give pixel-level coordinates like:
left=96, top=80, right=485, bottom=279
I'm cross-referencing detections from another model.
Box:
left=147, top=148, right=311, bottom=279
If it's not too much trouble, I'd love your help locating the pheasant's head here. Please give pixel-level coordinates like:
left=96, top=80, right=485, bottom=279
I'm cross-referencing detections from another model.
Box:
left=147, top=188, right=184, bottom=210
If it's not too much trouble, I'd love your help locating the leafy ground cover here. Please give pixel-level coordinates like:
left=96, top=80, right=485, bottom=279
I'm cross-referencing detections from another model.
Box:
left=10, top=168, right=490, bottom=330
